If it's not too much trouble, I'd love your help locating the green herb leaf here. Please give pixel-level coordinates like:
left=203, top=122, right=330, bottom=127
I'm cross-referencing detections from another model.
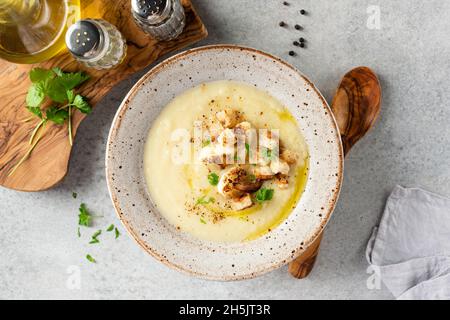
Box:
left=78, top=203, right=92, bottom=227
left=26, top=106, right=43, bottom=119
left=26, top=82, right=45, bottom=108
left=86, top=254, right=96, bottom=263
left=72, top=192, right=77, bottom=199
left=106, top=224, right=114, bottom=232
left=46, top=79, right=68, bottom=103
left=207, top=172, right=219, bottom=186
left=52, top=67, right=63, bottom=77
left=56, top=71, right=90, bottom=91
left=263, top=148, right=272, bottom=160
left=114, top=227, right=120, bottom=239
left=66, top=89, right=75, bottom=104
left=202, top=139, right=211, bottom=147
left=255, top=188, right=274, bottom=202
left=45, top=106, right=68, bottom=124
left=72, top=94, right=91, bottom=114
left=200, top=217, right=207, bottom=224
left=89, top=229, right=102, bottom=244
left=196, top=196, right=215, bottom=205
left=29, top=68, right=54, bottom=83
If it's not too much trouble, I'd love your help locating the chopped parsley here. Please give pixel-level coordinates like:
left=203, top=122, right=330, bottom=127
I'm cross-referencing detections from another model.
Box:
left=207, top=172, right=219, bottom=186
left=78, top=203, right=92, bottom=227
left=202, top=139, right=211, bottom=147
left=72, top=192, right=77, bottom=199
left=106, top=224, right=114, bottom=232
left=86, top=254, right=96, bottom=263
left=196, top=196, right=215, bottom=205
left=255, top=188, right=274, bottom=202
left=263, top=148, right=272, bottom=160
left=114, top=227, right=120, bottom=239
left=89, top=230, right=102, bottom=244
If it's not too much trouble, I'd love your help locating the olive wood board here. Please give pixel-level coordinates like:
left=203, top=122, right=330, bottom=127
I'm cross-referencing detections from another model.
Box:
left=0, top=0, right=208, bottom=191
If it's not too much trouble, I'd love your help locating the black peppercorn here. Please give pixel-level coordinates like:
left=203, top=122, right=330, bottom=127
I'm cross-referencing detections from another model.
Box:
left=295, top=24, right=302, bottom=30
left=279, top=21, right=286, bottom=27
left=300, top=9, right=306, bottom=15
left=293, top=41, right=300, bottom=46
left=299, top=42, right=305, bottom=48
left=289, top=51, right=296, bottom=56
left=299, top=37, right=305, bottom=42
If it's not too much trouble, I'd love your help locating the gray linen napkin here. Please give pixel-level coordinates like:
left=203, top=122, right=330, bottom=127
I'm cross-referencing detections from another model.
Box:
left=366, top=185, right=450, bottom=300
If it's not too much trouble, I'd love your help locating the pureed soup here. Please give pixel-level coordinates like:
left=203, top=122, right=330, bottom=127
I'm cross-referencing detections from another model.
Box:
left=144, top=81, right=309, bottom=242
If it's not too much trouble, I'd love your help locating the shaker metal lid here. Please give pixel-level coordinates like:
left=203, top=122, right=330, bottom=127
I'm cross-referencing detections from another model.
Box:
left=65, top=19, right=104, bottom=59
left=131, top=0, right=172, bottom=23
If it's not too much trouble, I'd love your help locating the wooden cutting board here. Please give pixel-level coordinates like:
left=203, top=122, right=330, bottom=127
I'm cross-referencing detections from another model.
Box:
left=0, top=0, right=207, bottom=191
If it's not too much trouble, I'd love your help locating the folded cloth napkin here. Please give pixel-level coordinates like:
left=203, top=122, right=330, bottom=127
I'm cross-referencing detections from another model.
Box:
left=366, top=185, right=450, bottom=300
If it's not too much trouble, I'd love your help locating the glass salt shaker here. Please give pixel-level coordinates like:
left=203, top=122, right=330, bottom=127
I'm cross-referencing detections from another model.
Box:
left=65, top=19, right=127, bottom=70
left=131, top=0, right=186, bottom=41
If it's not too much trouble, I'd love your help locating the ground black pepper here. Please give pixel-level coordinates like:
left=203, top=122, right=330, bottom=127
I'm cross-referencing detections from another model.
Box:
left=288, top=50, right=296, bottom=56
left=299, top=37, right=305, bottom=42
left=283, top=1, right=289, bottom=5
left=294, top=24, right=302, bottom=30
left=279, top=21, right=286, bottom=27
left=299, top=42, right=305, bottom=48
left=300, top=9, right=306, bottom=15
left=293, top=41, right=300, bottom=46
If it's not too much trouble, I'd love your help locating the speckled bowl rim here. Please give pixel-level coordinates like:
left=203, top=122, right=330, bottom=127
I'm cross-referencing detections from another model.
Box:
left=106, top=44, right=344, bottom=281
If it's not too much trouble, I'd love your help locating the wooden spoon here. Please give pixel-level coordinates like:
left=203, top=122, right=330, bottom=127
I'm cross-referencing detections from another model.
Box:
left=288, top=66, right=382, bottom=279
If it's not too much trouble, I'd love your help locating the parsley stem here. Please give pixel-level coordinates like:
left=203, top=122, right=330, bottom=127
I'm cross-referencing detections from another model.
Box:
left=8, top=121, right=47, bottom=177
left=29, top=119, right=45, bottom=145
left=68, top=105, right=73, bottom=146
left=21, top=116, right=35, bottom=123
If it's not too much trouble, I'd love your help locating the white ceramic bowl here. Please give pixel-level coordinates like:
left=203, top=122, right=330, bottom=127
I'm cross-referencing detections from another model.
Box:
left=106, top=45, right=343, bottom=280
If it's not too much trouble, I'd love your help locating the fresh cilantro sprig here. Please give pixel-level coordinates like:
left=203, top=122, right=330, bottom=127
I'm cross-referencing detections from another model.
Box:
left=9, top=67, right=90, bottom=176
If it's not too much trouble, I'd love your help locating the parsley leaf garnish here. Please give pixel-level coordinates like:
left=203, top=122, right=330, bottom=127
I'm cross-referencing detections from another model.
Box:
left=73, top=94, right=91, bottom=114
left=46, top=106, right=69, bottom=124
left=114, top=227, right=120, bottom=239
left=26, top=82, right=45, bottom=108
left=89, top=230, right=102, bottom=244
left=207, top=172, right=219, bottom=186
left=202, top=139, right=211, bottom=147
left=255, top=188, right=274, bottom=202
left=8, top=67, right=91, bottom=176
left=106, top=224, right=114, bottom=232
left=78, top=203, right=92, bottom=227
left=86, top=254, right=96, bottom=263
left=196, top=196, right=215, bottom=205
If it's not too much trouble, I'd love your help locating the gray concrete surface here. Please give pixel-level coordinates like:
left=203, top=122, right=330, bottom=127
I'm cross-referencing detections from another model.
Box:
left=1, top=0, right=449, bottom=299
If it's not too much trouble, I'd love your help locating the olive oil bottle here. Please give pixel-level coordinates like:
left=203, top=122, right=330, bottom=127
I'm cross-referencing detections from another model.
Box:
left=0, top=0, right=81, bottom=64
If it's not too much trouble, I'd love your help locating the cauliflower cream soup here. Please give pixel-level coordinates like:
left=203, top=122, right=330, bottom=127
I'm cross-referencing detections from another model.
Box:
left=144, top=81, right=309, bottom=243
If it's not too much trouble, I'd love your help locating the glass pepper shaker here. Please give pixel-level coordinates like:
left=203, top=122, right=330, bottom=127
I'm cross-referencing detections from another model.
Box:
left=131, top=0, right=186, bottom=41
left=65, top=19, right=127, bottom=70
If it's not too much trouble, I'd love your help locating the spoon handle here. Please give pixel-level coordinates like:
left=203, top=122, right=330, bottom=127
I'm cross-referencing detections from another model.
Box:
left=288, top=66, right=381, bottom=279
